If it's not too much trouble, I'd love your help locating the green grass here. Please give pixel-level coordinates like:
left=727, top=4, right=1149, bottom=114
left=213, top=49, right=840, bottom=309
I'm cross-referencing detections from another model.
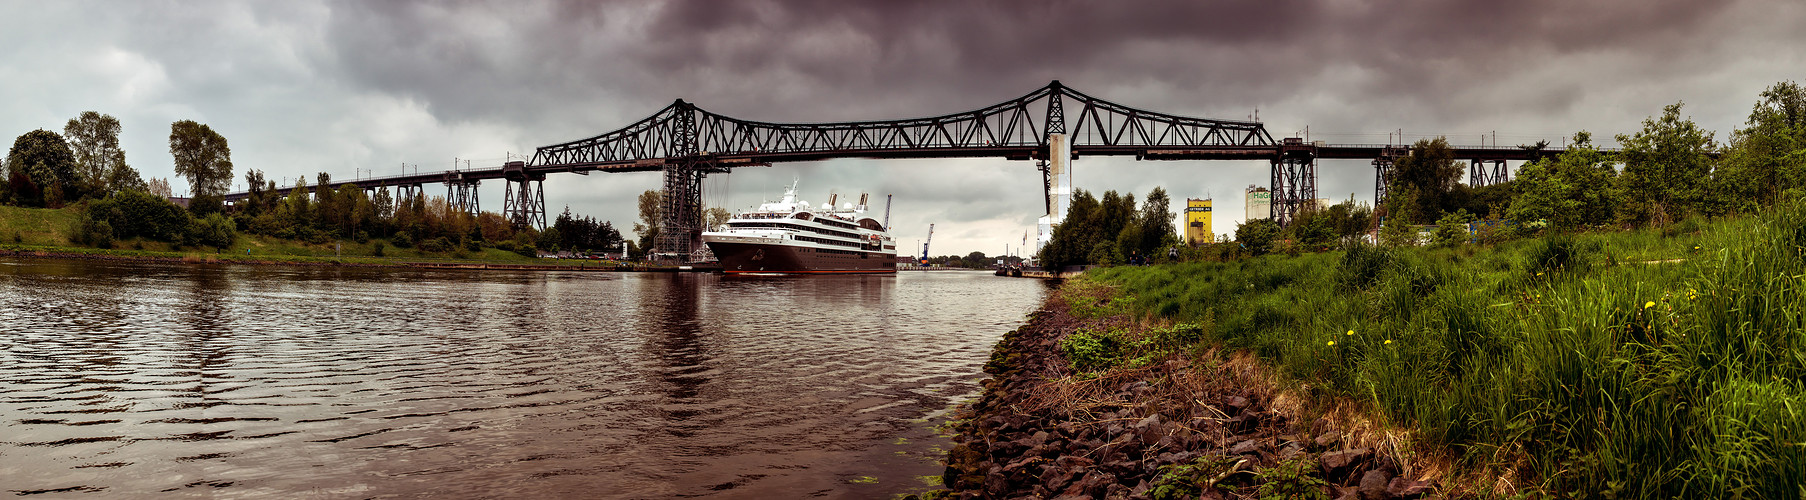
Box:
left=0, top=204, right=623, bottom=268
left=1084, top=201, right=1806, bottom=498
left=0, top=203, right=79, bottom=245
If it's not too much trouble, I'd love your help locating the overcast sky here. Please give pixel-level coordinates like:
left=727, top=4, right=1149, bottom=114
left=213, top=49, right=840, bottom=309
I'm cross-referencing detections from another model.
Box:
left=3, top=0, right=1803, bottom=256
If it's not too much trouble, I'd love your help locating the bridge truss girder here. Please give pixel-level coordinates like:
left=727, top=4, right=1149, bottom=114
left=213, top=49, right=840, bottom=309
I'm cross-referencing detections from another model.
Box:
left=531, top=81, right=1274, bottom=169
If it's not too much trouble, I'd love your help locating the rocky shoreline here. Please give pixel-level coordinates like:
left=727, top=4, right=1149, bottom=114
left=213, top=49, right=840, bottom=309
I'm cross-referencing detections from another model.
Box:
left=918, top=287, right=1441, bottom=500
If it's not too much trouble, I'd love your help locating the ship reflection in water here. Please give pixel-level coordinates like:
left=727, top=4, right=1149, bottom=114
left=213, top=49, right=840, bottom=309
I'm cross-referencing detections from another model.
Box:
left=0, top=259, right=1048, bottom=498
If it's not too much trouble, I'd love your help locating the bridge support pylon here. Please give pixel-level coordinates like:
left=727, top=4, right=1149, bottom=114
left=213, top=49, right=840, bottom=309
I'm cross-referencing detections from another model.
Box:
left=502, top=161, right=545, bottom=229
left=1469, top=159, right=1508, bottom=187
left=1373, top=145, right=1407, bottom=207
left=447, top=176, right=480, bottom=217
left=656, top=157, right=729, bottom=260
left=1270, top=138, right=1318, bottom=227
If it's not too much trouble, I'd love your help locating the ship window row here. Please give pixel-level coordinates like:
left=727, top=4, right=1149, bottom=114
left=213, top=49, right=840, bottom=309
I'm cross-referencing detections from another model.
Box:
left=729, top=222, right=863, bottom=240
left=795, top=235, right=863, bottom=248
left=816, top=218, right=857, bottom=230
left=815, top=248, right=866, bottom=256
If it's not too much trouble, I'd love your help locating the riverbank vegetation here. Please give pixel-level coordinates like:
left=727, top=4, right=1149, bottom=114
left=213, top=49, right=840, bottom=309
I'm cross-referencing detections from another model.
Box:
left=1080, top=198, right=1805, bottom=497
left=1032, top=82, right=1806, bottom=497
left=3, top=111, right=632, bottom=264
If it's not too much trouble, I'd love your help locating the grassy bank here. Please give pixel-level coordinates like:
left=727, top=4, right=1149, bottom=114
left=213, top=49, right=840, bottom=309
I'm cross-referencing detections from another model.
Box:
left=1078, top=202, right=1806, bottom=497
left=0, top=204, right=626, bottom=269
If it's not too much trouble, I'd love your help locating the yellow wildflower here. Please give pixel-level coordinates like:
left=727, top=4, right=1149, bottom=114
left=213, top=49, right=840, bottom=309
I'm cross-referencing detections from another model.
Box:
left=1346, top=330, right=1354, bottom=336
left=1384, top=339, right=1393, bottom=345
left=1327, top=341, right=1336, bottom=347
left=1644, top=301, right=1656, bottom=309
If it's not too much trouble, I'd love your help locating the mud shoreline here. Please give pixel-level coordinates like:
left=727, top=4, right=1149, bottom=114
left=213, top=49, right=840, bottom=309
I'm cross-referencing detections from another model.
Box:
left=918, top=286, right=1441, bottom=500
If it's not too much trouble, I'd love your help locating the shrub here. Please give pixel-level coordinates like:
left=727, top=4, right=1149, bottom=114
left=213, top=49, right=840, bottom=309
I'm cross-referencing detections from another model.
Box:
left=1060, top=328, right=1125, bottom=372
left=1149, top=455, right=1243, bottom=500
left=74, top=213, right=113, bottom=249
left=1433, top=209, right=1475, bottom=247
left=371, top=241, right=385, bottom=257
left=391, top=231, right=413, bottom=248
left=354, top=230, right=370, bottom=244
left=1234, top=219, right=1282, bottom=255
left=184, top=212, right=236, bottom=249
left=419, top=236, right=451, bottom=253
left=89, top=190, right=189, bottom=241
left=1252, top=457, right=1329, bottom=500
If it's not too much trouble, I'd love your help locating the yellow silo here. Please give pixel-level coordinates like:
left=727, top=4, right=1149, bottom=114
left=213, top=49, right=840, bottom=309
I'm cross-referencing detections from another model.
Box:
left=1186, top=198, right=1213, bottom=245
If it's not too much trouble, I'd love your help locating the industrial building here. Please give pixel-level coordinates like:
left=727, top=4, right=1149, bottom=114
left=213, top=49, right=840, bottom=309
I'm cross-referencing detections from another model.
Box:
left=1185, top=198, right=1213, bottom=245
left=1245, top=185, right=1271, bottom=221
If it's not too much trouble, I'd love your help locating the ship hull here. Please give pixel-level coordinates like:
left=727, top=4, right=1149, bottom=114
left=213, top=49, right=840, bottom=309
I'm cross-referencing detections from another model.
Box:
left=706, top=240, right=896, bottom=275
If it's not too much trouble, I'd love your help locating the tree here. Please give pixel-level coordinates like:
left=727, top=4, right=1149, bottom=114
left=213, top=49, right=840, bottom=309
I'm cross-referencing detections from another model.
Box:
left=1384, top=137, right=1463, bottom=223
left=965, top=251, right=989, bottom=266
left=705, top=206, right=731, bottom=231
left=1507, top=132, right=1619, bottom=231
left=1234, top=218, right=1281, bottom=255
left=634, top=189, right=661, bottom=252
left=64, top=111, right=135, bottom=199
left=1617, top=102, right=1716, bottom=225
left=146, top=177, right=173, bottom=198
left=168, top=120, right=233, bottom=213
left=1716, top=81, right=1806, bottom=212
left=6, top=129, right=79, bottom=206
left=1135, top=186, right=1176, bottom=257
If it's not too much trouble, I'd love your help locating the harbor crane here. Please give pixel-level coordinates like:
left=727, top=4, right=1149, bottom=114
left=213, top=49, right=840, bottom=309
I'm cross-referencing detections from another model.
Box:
left=920, top=224, right=935, bottom=266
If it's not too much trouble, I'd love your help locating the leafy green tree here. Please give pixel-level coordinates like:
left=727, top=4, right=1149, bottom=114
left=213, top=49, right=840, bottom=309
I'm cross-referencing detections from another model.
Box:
left=1135, top=186, right=1177, bottom=258
left=1432, top=209, right=1476, bottom=247
left=1617, top=102, right=1717, bottom=225
left=1384, top=137, right=1463, bottom=223
left=64, top=111, right=138, bottom=199
left=634, top=189, right=661, bottom=252
left=1234, top=218, right=1281, bottom=255
left=1507, top=132, right=1619, bottom=231
left=705, top=206, right=730, bottom=231
left=6, top=129, right=79, bottom=206
left=965, top=251, right=988, bottom=266
left=168, top=120, right=233, bottom=214
left=1716, top=81, right=1806, bottom=212
left=1282, top=206, right=1336, bottom=249
left=1323, top=198, right=1374, bottom=245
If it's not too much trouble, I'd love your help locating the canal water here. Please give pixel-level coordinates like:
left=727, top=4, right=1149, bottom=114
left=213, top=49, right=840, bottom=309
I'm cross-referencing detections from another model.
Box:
left=0, top=259, right=1051, bottom=498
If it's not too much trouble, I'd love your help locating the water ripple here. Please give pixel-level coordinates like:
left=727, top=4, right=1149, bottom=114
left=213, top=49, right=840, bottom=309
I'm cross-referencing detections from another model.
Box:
left=0, top=259, right=1049, bottom=498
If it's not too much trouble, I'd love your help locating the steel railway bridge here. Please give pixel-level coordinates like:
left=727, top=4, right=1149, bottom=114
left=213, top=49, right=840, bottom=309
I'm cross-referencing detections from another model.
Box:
left=224, top=81, right=1561, bottom=258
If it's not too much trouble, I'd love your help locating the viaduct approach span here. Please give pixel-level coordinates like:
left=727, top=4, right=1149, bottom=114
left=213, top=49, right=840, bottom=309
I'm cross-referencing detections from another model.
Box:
left=225, top=81, right=1563, bottom=258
